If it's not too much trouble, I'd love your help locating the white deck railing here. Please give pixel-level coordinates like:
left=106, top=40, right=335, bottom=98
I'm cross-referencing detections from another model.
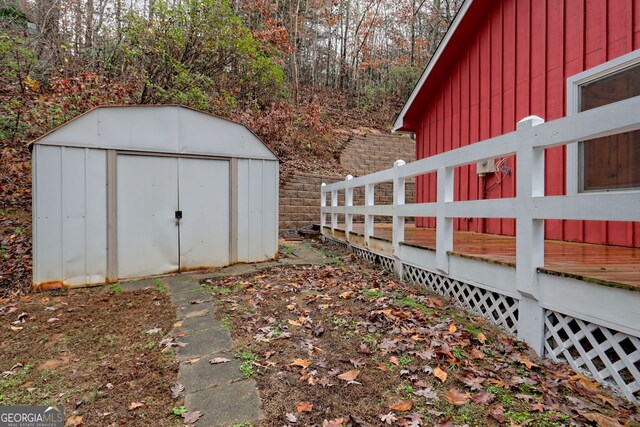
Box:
left=321, top=95, right=640, bottom=354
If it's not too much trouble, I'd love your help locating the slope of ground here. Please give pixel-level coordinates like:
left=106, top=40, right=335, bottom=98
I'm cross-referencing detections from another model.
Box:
left=203, top=242, right=639, bottom=425
left=0, top=286, right=180, bottom=426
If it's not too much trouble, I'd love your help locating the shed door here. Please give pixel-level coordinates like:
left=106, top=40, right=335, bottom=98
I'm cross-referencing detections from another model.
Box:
left=116, top=155, right=230, bottom=279
left=117, top=155, right=179, bottom=278
left=178, top=158, right=230, bottom=270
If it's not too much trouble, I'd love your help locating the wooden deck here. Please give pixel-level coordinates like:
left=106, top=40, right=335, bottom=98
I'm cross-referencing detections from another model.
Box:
left=336, top=224, right=640, bottom=291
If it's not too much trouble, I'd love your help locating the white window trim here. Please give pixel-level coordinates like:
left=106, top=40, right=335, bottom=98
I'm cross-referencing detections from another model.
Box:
left=566, top=48, right=640, bottom=194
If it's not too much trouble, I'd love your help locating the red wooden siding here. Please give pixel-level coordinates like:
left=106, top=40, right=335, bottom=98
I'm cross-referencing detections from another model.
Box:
left=414, top=0, right=640, bottom=247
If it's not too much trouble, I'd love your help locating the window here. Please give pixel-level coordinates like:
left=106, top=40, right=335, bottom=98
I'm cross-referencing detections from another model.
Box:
left=567, top=50, right=640, bottom=193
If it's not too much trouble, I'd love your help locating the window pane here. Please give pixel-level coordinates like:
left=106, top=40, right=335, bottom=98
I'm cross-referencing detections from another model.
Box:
left=582, top=131, right=640, bottom=191
left=580, top=64, right=640, bottom=191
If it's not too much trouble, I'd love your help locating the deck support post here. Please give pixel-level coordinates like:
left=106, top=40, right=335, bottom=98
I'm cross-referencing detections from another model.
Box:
left=392, top=160, right=406, bottom=277
left=345, top=175, right=354, bottom=241
left=515, top=115, right=545, bottom=355
left=320, top=183, right=327, bottom=230
left=436, top=166, right=454, bottom=274
left=331, top=189, right=338, bottom=233
left=517, top=296, right=546, bottom=356
left=364, top=183, right=375, bottom=247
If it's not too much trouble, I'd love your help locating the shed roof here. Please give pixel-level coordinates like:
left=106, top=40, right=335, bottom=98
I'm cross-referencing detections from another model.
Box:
left=31, top=105, right=278, bottom=161
left=393, top=0, right=491, bottom=133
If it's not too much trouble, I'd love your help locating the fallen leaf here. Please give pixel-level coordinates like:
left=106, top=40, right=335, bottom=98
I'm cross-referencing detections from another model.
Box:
left=182, top=410, right=203, bottom=424
left=388, top=400, right=412, bottom=411
left=209, top=357, right=231, bottom=365
left=145, top=327, right=162, bottom=334
left=65, top=415, right=83, bottom=426
left=448, top=324, right=457, bottom=333
left=296, top=401, right=313, bottom=412
left=433, top=367, right=447, bottom=383
left=292, top=358, right=311, bottom=368
left=469, top=348, right=485, bottom=359
left=489, top=404, right=506, bottom=423
left=286, top=413, right=298, bottom=423
left=472, top=390, right=494, bottom=405
left=389, top=356, right=399, bottom=366
left=444, top=389, right=470, bottom=405
left=582, top=412, right=623, bottom=427
left=47, top=317, right=60, bottom=323
left=349, top=415, right=371, bottom=426
left=476, top=333, right=487, bottom=344
left=9, top=325, right=23, bottom=331
left=323, top=418, right=344, bottom=427
left=288, top=319, right=302, bottom=326
left=427, top=297, right=445, bottom=308
left=380, top=412, right=398, bottom=424
left=337, top=370, right=360, bottom=381
left=171, top=383, right=184, bottom=399
left=413, top=388, right=437, bottom=400
left=339, top=291, right=353, bottom=299
left=128, top=402, right=144, bottom=410
left=520, top=358, right=539, bottom=370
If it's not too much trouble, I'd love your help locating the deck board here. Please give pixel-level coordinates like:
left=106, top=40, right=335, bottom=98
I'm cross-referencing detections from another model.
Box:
left=335, top=224, right=640, bottom=290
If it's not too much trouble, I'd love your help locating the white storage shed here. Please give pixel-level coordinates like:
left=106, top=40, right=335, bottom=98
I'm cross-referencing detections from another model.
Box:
left=30, top=105, right=279, bottom=288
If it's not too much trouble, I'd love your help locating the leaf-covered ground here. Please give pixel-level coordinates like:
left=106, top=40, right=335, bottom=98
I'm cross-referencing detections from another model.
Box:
left=204, top=246, right=639, bottom=426
left=0, top=287, right=181, bottom=426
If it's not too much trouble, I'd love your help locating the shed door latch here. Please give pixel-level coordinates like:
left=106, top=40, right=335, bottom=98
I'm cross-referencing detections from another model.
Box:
left=175, top=210, right=182, bottom=219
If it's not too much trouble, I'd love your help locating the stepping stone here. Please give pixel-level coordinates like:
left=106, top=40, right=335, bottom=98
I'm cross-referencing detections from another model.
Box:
left=178, top=353, right=244, bottom=393
left=175, top=328, right=232, bottom=360
left=176, top=302, right=216, bottom=320
left=175, top=315, right=217, bottom=335
left=169, top=290, right=211, bottom=306
left=185, top=379, right=263, bottom=427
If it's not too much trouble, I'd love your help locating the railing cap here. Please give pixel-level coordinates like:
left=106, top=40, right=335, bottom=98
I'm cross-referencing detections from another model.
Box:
left=517, top=115, right=545, bottom=129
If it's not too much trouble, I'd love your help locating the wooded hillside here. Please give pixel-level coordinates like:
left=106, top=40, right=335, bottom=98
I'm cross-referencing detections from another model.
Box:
left=0, top=0, right=461, bottom=295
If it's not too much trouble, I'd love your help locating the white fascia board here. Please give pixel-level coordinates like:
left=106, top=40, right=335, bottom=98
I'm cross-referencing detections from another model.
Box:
left=392, top=0, right=474, bottom=133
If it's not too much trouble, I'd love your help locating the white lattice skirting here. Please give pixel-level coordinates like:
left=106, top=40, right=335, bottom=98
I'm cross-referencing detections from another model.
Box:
left=325, top=238, right=395, bottom=273
left=323, top=239, right=640, bottom=402
left=403, top=264, right=519, bottom=336
left=545, top=310, right=640, bottom=402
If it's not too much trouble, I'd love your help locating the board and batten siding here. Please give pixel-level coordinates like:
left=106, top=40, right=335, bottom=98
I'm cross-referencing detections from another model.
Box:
left=414, top=0, right=640, bottom=247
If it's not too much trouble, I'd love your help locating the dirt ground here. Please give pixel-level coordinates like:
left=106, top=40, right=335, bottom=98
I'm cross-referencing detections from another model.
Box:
left=204, top=244, right=639, bottom=427
left=0, top=286, right=181, bottom=426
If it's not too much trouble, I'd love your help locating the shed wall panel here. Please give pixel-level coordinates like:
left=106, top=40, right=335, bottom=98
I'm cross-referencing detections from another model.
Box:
left=85, top=149, right=108, bottom=283
left=237, top=159, right=250, bottom=262
left=33, top=146, right=107, bottom=286
left=262, top=160, right=279, bottom=259
left=61, top=148, right=88, bottom=284
left=414, top=0, right=640, bottom=247
left=236, top=159, right=278, bottom=262
left=248, top=160, right=264, bottom=261
left=34, top=145, right=63, bottom=284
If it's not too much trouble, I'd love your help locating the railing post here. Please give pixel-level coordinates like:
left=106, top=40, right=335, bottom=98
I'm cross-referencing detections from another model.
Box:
left=345, top=175, right=353, bottom=240
left=436, top=166, right=454, bottom=274
left=515, top=115, right=545, bottom=356
left=364, top=183, right=374, bottom=247
left=392, top=160, right=406, bottom=277
left=320, top=183, right=327, bottom=230
left=331, top=189, right=338, bottom=231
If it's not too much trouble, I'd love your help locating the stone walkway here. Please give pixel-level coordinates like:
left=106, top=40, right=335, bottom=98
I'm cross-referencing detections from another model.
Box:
left=118, top=242, right=336, bottom=426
